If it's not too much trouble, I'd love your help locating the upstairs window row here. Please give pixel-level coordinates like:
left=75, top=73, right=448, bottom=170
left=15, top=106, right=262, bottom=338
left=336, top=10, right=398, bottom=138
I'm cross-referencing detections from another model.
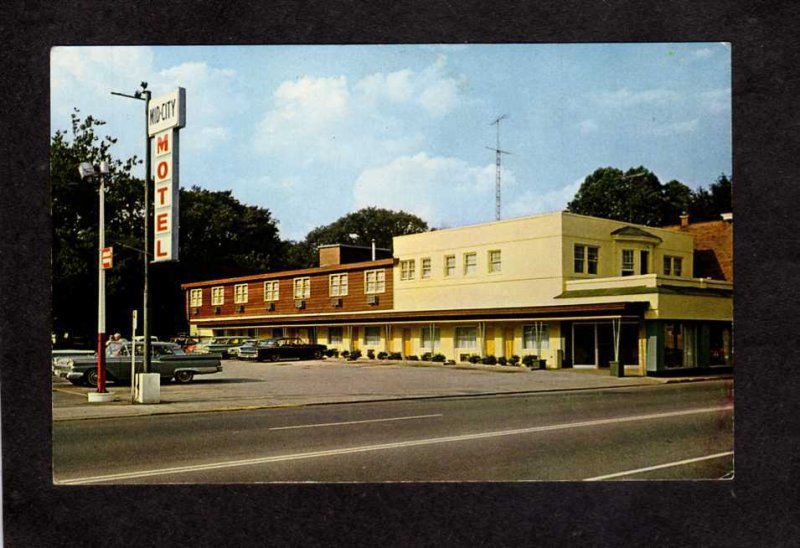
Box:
left=399, top=250, right=501, bottom=281
left=574, top=245, right=685, bottom=277
left=190, top=269, right=385, bottom=307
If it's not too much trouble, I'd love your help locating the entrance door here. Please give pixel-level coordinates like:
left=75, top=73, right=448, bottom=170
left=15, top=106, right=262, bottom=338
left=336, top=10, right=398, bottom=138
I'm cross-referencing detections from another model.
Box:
left=504, top=328, right=514, bottom=358
left=351, top=327, right=360, bottom=351
left=573, top=324, right=596, bottom=366
left=485, top=327, right=495, bottom=355
left=596, top=323, right=614, bottom=367
left=402, top=329, right=412, bottom=356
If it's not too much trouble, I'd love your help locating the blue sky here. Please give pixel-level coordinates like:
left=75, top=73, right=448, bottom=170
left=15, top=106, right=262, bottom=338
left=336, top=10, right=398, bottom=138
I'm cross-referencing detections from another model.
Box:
left=51, top=43, right=731, bottom=240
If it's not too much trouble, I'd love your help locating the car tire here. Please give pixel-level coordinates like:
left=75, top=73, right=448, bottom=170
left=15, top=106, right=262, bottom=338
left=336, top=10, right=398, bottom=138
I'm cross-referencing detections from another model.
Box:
left=174, top=370, right=194, bottom=383
left=269, top=353, right=280, bottom=362
left=313, top=350, right=323, bottom=359
left=85, top=370, right=98, bottom=388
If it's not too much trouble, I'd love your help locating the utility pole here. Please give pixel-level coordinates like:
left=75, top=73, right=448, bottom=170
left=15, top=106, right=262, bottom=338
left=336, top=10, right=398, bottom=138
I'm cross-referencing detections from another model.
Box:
left=111, top=83, right=152, bottom=373
left=487, top=114, right=511, bottom=221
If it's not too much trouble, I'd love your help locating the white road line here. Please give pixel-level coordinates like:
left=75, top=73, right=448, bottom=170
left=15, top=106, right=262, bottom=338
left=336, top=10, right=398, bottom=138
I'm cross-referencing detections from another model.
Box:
left=57, top=405, right=732, bottom=485
left=269, top=414, right=444, bottom=431
left=583, top=451, right=734, bottom=481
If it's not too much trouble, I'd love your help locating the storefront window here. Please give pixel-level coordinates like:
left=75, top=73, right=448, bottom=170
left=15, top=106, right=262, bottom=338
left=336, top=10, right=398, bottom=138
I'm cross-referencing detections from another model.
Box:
left=709, top=324, right=732, bottom=366
left=455, top=326, right=477, bottom=348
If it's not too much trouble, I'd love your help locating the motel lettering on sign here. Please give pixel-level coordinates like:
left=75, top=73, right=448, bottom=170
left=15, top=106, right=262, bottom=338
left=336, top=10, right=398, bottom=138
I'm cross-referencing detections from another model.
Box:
left=148, top=87, right=185, bottom=263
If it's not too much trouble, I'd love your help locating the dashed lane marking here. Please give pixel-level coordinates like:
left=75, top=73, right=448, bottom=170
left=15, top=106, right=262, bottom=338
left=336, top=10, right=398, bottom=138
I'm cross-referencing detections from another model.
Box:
left=583, top=451, right=734, bottom=481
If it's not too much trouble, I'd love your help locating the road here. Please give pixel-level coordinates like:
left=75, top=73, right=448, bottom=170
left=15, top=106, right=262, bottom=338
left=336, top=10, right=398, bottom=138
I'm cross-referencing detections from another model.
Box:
left=53, top=380, right=733, bottom=483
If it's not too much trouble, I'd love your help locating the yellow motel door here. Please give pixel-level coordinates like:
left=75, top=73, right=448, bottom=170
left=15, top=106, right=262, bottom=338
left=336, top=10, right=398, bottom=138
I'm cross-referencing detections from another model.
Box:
left=504, top=328, right=514, bottom=358
left=351, top=327, right=360, bottom=351
left=402, top=329, right=412, bottom=356
left=485, top=327, right=495, bottom=355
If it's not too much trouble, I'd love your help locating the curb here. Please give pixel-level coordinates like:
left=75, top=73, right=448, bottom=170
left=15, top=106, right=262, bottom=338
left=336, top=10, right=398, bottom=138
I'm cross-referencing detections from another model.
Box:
left=52, top=375, right=731, bottom=422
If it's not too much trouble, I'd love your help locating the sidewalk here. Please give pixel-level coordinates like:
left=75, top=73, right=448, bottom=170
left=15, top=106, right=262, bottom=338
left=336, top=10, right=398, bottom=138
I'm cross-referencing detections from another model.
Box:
left=52, top=359, right=732, bottom=421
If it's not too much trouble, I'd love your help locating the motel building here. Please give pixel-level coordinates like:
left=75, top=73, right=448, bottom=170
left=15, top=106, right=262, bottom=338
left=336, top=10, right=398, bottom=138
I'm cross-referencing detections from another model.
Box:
left=181, top=211, right=733, bottom=376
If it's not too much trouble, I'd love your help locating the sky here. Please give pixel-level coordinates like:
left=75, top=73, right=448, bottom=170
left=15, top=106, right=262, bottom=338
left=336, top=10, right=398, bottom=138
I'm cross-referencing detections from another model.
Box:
left=51, top=43, right=731, bottom=241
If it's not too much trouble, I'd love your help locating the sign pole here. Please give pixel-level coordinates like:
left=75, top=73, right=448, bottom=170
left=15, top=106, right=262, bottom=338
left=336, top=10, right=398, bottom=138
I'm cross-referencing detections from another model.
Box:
left=143, top=89, right=152, bottom=374
left=131, top=310, right=138, bottom=403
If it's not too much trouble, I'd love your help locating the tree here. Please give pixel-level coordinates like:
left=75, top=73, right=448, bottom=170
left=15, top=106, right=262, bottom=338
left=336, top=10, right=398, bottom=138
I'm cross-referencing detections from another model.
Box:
left=51, top=112, right=286, bottom=343
left=688, top=173, right=732, bottom=222
left=286, top=207, right=430, bottom=268
left=51, top=110, right=144, bottom=346
left=567, top=166, right=690, bottom=226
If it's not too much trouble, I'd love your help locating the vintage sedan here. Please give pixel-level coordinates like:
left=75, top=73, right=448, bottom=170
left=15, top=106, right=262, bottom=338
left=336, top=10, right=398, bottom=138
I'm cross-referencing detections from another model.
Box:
left=52, top=341, right=223, bottom=387
left=228, top=339, right=257, bottom=359
left=192, top=336, right=249, bottom=358
left=238, top=337, right=326, bottom=362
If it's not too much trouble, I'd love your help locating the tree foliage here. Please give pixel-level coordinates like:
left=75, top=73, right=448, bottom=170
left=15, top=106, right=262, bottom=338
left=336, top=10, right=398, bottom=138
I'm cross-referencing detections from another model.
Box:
left=567, top=166, right=731, bottom=226
left=286, top=207, right=430, bottom=268
left=51, top=112, right=285, bottom=344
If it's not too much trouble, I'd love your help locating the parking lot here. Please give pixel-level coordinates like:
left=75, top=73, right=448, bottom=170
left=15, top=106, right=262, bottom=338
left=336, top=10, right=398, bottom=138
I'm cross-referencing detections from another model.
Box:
left=52, top=357, right=687, bottom=421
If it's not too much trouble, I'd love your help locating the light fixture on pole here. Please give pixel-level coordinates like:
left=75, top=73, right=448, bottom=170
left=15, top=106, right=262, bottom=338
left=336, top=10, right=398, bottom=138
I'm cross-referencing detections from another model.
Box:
left=79, top=160, right=114, bottom=403
left=111, top=82, right=153, bottom=374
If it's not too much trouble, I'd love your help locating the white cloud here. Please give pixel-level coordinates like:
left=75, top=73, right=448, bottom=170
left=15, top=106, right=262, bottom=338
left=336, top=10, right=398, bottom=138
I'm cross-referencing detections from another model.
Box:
left=51, top=46, right=155, bottom=94
left=588, top=88, right=681, bottom=108
left=649, top=118, right=699, bottom=136
left=254, top=75, right=350, bottom=158
left=700, top=88, right=731, bottom=114
left=692, top=48, right=715, bottom=59
left=506, top=177, right=583, bottom=218
left=578, top=119, right=598, bottom=134
left=355, top=69, right=414, bottom=104
left=353, top=153, right=503, bottom=226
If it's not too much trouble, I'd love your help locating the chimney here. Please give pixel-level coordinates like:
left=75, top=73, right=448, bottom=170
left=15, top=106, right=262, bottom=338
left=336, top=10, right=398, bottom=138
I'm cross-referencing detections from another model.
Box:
left=680, top=212, right=690, bottom=228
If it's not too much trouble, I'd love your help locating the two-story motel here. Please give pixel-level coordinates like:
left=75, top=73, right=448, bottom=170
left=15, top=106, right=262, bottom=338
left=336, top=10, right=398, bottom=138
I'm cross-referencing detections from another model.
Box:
left=181, top=211, right=733, bottom=375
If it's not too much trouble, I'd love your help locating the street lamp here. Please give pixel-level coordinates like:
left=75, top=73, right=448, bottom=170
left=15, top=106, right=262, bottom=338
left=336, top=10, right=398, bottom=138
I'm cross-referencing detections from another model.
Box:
left=111, top=82, right=153, bottom=374
left=78, top=160, right=114, bottom=402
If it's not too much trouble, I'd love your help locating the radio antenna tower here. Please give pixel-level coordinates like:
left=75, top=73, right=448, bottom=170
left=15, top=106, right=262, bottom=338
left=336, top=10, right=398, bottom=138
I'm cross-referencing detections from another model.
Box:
left=487, top=114, right=511, bottom=220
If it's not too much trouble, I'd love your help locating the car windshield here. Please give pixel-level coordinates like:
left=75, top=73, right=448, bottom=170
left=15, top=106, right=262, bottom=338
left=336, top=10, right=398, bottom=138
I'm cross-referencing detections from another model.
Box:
left=210, top=338, right=229, bottom=344
left=257, top=339, right=277, bottom=347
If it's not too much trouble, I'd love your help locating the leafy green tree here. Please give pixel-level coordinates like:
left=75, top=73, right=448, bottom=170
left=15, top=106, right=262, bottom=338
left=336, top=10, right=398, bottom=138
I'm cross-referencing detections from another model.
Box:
left=287, top=207, right=429, bottom=268
left=51, top=110, right=144, bottom=346
left=51, top=112, right=286, bottom=343
left=688, top=173, right=732, bottom=222
left=567, top=166, right=686, bottom=226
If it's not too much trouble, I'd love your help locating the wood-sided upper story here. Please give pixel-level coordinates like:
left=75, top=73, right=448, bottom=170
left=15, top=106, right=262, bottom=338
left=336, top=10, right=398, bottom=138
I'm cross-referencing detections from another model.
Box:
left=181, top=253, right=394, bottom=322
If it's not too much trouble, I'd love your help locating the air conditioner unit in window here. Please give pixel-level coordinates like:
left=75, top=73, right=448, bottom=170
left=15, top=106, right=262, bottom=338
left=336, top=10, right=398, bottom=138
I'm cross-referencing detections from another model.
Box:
left=367, top=295, right=379, bottom=305
left=213, top=306, right=221, bottom=315
left=331, top=298, right=342, bottom=307
left=295, top=300, right=305, bottom=309
left=266, top=302, right=275, bottom=311
left=236, top=305, right=245, bottom=313
left=192, top=308, right=199, bottom=315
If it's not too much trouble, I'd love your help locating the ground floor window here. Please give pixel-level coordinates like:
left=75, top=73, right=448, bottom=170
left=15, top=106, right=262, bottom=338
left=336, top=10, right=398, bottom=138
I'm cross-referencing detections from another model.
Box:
left=455, top=326, right=477, bottom=348
left=522, top=324, right=549, bottom=353
left=709, top=323, right=732, bottom=366
left=363, top=326, right=381, bottom=346
left=421, top=326, right=440, bottom=350
left=664, top=322, right=697, bottom=368
left=328, top=327, right=343, bottom=345
left=571, top=321, right=639, bottom=367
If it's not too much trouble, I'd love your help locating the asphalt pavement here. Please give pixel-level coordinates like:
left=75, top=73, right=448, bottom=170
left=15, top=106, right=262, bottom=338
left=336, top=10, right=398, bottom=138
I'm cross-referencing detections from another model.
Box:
left=52, top=358, right=732, bottom=421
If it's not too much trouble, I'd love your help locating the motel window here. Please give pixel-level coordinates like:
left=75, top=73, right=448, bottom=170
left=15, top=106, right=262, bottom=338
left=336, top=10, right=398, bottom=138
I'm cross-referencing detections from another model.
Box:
left=488, top=250, right=502, bottom=273
left=455, top=326, right=477, bottom=349
left=421, top=257, right=432, bottom=279
left=293, top=277, right=311, bottom=299
left=400, top=259, right=415, bottom=281
left=328, top=327, right=343, bottom=345
left=329, top=273, right=349, bottom=297
left=574, top=245, right=599, bottom=275
left=421, top=326, right=441, bottom=349
left=189, top=289, right=202, bottom=307
left=365, top=269, right=385, bottom=294
left=444, top=255, right=456, bottom=277
left=211, top=286, right=224, bottom=306
left=664, top=256, right=683, bottom=277
left=464, top=252, right=477, bottom=275
left=621, top=249, right=635, bottom=276
left=363, top=326, right=381, bottom=346
left=263, top=281, right=280, bottom=301
left=522, top=325, right=550, bottom=351
left=234, top=284, right=249, bottom=304
left=587, top=246, right=598, bottom=274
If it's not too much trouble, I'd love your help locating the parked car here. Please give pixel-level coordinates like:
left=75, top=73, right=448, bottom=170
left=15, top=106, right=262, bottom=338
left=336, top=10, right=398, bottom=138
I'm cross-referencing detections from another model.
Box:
left=192, top=336, right=249, bottom=358
left=51, top=348, right=95, bottom=372
left=228, top=339, right=257, bottom=359
left=52, top=341, right=223, bottom=387
left=238, top=337, right=326, bottom=362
